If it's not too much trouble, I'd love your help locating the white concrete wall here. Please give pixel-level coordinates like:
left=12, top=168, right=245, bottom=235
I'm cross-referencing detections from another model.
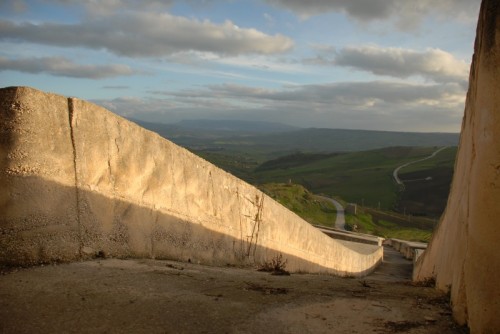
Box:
left=0, top=87, right=80, bottom=263
left=0, top=86, right=382, bottom=276
left=413, top=1, right=500, bottom=332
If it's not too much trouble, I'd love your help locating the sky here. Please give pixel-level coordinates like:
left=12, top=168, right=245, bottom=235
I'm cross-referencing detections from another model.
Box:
left=0, top=0, right=482, bottom=132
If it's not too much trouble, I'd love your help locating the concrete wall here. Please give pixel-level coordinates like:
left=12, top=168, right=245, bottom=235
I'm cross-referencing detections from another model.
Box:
left=315, top=225, right=384, bottom=246
left=413, top=1, right=500, bottom=332
left=0, top=86, right=382, bottom=276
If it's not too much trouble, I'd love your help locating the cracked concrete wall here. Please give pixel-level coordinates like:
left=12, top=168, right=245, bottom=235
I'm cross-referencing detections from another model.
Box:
left=0, top=86, right=382, bottom=276
left=0, top=88, right=80, bottom=262
left=413, top=1, right=500, bottom=332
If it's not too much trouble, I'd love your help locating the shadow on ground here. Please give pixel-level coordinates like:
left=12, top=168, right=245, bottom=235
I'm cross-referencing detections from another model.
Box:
left=0, top=246, right=468, bottom=334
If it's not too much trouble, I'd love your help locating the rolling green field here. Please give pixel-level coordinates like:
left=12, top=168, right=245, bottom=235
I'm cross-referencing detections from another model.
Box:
left=396, top=147, right=457, bottom=217
left=195, top=151, right=260, bottom=181
left=198, top=146, right=456, bottom=217
left=251, top=147, right=449, bottom=212
left=198, top=146, right=456, bottom=241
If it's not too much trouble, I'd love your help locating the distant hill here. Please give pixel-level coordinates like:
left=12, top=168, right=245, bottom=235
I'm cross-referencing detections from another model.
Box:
left=238, top=128, right=459, bottom=154
left=130, top=119, right=460, bottom=161
left=175, top=119, right=298, bottom=133
left=129, top=119, right=301, bottom=151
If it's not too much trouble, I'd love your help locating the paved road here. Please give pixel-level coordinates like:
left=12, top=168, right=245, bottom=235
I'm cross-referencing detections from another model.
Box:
left=393, top=146, right=449, bottom=189
left=319, top=196, right=345, bottom=230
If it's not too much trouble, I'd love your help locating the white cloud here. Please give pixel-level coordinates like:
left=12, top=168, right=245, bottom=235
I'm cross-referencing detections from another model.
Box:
left=209, top=54, right=304, bottom=73
left=94, top=96, right=171, bottom=118
left=0, top=11, right=293, bottom=57
left=266, top=0, right=393, bottom=20
left=102, top=81, right=466, bottom=132
left=266, top=0, right=480, bottom=30
left=49, top=0, right=174, bottom=15
left=0, top=0, right=473, bottom=133
left=305, top=45, right=470, bottom=84
left=0, top=56, right=139, bottom=79
left=194, top=81, right=465, bottom=108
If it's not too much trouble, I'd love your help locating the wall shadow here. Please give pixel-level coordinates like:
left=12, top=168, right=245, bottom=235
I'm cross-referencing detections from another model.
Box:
left=1, top=175, right=381, bottom=277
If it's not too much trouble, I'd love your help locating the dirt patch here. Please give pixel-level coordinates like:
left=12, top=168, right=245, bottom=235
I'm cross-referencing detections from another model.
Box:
left=0, top=258, right=468, bottom=333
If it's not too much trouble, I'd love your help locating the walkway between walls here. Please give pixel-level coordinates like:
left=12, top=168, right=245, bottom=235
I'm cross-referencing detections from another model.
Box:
left=367, top=245, right=413, bottom=282
left=0, top=255, right=461, bottom=333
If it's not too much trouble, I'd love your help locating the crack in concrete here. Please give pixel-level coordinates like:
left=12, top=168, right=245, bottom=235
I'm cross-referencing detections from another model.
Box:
left=67, top=97, right=84, bottom=255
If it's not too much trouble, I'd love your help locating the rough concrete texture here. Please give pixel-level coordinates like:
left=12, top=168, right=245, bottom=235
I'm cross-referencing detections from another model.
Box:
left=414, top=1, right=500, bottom=332
left=0, top=86, right=382, bottom=276
left=0, top=87, right=80, bottom=263
left=0, top=256, right=468, bottom=334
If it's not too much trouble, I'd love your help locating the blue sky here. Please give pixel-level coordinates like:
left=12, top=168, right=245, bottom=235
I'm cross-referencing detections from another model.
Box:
left=0, top=0, right=481, bottom=132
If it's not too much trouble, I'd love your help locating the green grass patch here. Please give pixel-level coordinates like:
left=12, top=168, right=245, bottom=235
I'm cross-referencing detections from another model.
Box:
left=396, top=147, right=456, bottom=218
left=345, top=207, right=436, bottom=242
left=259, top=183, right=337, bottom=227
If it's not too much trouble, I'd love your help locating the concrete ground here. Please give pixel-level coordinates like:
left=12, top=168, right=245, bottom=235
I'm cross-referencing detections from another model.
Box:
left=0, top=246, right=468, bottom=334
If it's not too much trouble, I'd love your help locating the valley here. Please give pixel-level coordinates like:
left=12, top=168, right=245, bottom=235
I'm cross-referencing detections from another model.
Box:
left=135, top=119, right=458, bottom=242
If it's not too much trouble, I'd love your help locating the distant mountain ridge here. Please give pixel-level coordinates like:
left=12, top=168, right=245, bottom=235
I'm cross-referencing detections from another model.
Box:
left=175, top=119, right=298, bottom=133
left=130, top=118, right=460, bottom=158
left=266, top=127, right=460, bottom=152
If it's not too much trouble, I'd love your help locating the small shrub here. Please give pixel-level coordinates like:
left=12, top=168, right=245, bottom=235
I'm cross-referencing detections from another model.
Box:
left=410, top=277, right=436, bottom=287
left=258, top=253, right=290, bottom=276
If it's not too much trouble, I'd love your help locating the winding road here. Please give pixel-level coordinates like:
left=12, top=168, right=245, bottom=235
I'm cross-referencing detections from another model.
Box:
left=393, top=146, right=449, bottom=190
left=316, top=147, right=448, bottom=232
left=319, top=196, right=346, bottom=230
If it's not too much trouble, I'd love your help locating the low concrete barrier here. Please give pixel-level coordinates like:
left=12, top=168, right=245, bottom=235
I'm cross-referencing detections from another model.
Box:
left=388, top=239, right=427, bottom=260
left=315, top=225, right=384, bottom=246
left=402, top=242, right=427, bottom=260
left=413, top=249, right=425, bottom=264
left=0, top=86, right=383, bottom=277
